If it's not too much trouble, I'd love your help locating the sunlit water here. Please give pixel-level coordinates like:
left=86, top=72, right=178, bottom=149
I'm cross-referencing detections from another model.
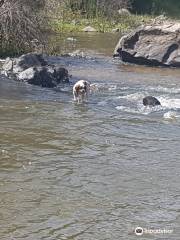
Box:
left=0, top=33, right=180, bottom=240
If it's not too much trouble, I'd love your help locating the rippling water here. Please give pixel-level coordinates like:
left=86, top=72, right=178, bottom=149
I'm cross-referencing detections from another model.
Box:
left=0, top=33, right=180, bottom=240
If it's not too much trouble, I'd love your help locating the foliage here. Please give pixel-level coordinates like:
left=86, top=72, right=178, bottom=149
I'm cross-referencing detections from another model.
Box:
left=0, top=0, right=45, bottom=57
left=47, top=0, right=131, bottom=18
left=1, top=0, right=180, bottom=56
left=51, top=14, right=151, bottom=33
left=130, top=0, right=180, bottom=17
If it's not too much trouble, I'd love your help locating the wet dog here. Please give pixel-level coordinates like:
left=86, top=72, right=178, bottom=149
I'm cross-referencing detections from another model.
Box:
left=143, top=96, right=161, bottom=106
left=73, top=80, right=90, bottom=103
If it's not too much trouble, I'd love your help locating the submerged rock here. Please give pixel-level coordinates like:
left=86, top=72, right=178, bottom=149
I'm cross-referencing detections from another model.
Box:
left=114, top=21, right=180, bottom=67
left=163, top=111, right=177, bottom=120
left=1, top=53, right=69, bottom=88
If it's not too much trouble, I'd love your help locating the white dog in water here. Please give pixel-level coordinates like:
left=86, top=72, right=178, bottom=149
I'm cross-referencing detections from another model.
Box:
left=73, top=80, right=91, bottom=103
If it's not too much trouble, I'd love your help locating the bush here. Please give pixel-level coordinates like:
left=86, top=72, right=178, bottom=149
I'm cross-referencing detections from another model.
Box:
left=61, top=0, right=131, bottom=18
left=0, top=0, right=45, bottom=57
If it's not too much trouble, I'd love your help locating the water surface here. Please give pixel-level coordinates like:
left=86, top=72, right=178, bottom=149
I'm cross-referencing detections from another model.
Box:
left=0, top=33, right=180, bottom=240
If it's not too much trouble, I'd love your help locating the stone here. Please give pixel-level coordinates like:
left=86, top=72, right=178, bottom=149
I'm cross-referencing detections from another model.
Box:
left=17, top=66, right=56, bottom=88
left=12, top=53, right=47, bottom=74
left=82, top=26, right=97, bottom=32
left=118, top=8, right=131, bottom=16
left=53, top=66, right=69, bottom=83
left=112, top=28, right=120, bottom=33
left=2, top=57, right=13, bottom=71
left=17, top=66, right=69, bottom=88
left=143, top=96, right=161, bottom=106
left=17, top=67, right=36, bottom=81
left=2, top=53, right=69, bottom=88
left=114, top=21, right=180, bottom=67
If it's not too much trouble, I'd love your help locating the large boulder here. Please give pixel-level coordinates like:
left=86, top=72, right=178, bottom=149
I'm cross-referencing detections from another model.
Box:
left=2, top=53, right=47, bottom=74
left=114, top=21, right=180, bottom=67
left=1, top=53, right=69, bottom=87
left=17, top=66, right=69, bottom=88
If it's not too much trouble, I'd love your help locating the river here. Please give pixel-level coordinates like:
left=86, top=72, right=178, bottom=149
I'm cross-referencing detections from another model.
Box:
left=0, top=33, right=180, bottom=239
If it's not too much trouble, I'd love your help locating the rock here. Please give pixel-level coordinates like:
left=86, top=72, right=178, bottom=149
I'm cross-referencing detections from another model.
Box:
left=53, top=66, right=69, bottom=83
left=17, top=67, right=55, bottom=88
left=114, top=21, right=180, bottom=67
left=68, top=50, right=85, bottom=58
left=17, top=66, right=69, bottom=88
left=1, top=53, right=69, bottom=88
left=66, top=37, right=77, bottom=42
left=112, top=28, right=120, bottom=33
left=17, top=67, right=36, bottom=81
left=118, top=8, right=131, bottom=16
left=2, top=57, right=13, bottom=71
left=12, top=53, right=47, bottom=74
left=82, top=26, right=97, bottom=32
left=143, top=96, right=161, bottom=106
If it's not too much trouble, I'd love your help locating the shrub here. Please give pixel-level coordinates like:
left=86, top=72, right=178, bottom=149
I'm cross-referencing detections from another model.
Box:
left=0, top=0, right=45, bottom=56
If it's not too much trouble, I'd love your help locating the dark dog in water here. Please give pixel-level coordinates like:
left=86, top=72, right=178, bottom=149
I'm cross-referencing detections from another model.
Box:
left=143, top=96, right=161, bottom=106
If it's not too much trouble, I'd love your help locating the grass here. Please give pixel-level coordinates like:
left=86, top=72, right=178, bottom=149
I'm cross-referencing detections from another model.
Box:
left=49, top=14, right=152, bottom=34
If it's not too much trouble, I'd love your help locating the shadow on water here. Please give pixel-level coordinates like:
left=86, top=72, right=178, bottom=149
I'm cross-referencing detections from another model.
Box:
left=0, top=32, right=180, bottom=240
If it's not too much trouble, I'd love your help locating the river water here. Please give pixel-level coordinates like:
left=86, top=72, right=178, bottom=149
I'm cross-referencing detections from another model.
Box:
left=0, top=33, right=180, bottom=240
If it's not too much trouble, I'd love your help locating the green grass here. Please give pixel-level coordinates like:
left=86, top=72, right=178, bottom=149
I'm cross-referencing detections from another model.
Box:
left=50, top=14, right=152, bottom=34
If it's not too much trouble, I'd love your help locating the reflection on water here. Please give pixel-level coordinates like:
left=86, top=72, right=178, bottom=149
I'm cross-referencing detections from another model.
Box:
left=0, top=33, right=180, bottom=240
